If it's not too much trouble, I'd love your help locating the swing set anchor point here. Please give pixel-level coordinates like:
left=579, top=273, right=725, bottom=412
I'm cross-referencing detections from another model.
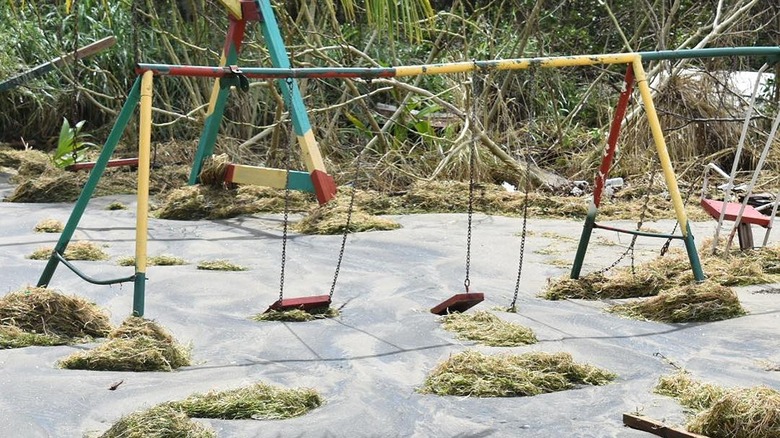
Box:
left=430, top=292, right=484, bottom=315
left=266, top=295, right=332, bottom=313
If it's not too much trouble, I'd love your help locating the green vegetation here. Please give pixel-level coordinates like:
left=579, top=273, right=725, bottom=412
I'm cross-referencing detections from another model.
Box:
left=117, top=255, right=187, bottom=266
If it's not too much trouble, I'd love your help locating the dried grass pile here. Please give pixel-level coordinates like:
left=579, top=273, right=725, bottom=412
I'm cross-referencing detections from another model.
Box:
left=196, top=260, right=247, bottom=271
left=59, top=316, right=191, bottom=371
left=0, top=148, right=51, bottom=176
left=544, top=243, right=780, bottom=302
left=154, top=185, right=314, bottom=220
left=608, top=281, right=746, bottom=323
left=117, top=255, right=187, bottom=266
left=419, top=350, right=615, bottom=397
left=0, top=287, right=112, bottom=339
left=0, top=324, right=65, bottom=349
left=33, top=218, right=64, bottom=233
left=197, top=153, right=230, bottom=187
left=293, top=191, right=400, bottom=235
left=166, top=382, right=323, bottom=420
left=27, top=241, right=109, bottom=261
left=440, top=311, right=537, bottom=347
left=254, top=307, right=339, bottom=322
left=99, top=405, right=215, bottom=438
left=655, top=370, right=780, bottom=438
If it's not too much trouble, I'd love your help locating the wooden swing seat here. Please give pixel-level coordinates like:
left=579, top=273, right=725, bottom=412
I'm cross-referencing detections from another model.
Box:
left=430, top=293, right=484, bottom=315
left=266, top=295, right=331, bottom=312
left=700, top=198, right=770, bottom=250
left=700, top=198, right=770, bottom=227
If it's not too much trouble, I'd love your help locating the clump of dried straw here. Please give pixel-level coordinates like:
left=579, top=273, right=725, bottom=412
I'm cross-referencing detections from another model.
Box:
left=196, top=259, right=247, bottom=271
left=34, top=218, right=64, bottom=233
left=166, top=382, right=323, bottom=420
left=155, top=185, right=314, bottom=220
left=608, top=280, right=746, bottom=323
left=656, top=370, right=780, bottom=438
left=0, top=324, right=65, bottom=349
left=27, top=241, right=109, bottom=261
left=293, top=190, right=400, bottom=235
left=0, top=287, right=111, bottom=338
left=99, top=405, right=215, bottom=438
left=117, top=255, right=187, bottom=266
left=254, top=307, right=339, bottom=322
left=420, top=350, right=615, bottom=397
left=440, top=311, right=537, bottom=346
left=59, top=316, right=190, bottom=372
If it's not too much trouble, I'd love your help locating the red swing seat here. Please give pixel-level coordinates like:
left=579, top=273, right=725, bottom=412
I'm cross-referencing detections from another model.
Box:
left=266, top=295, right=332, bottom=312
left=430, top=292, right=484, bottom=315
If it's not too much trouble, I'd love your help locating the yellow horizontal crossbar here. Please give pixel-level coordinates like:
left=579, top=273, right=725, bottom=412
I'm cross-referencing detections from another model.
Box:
left=394, top=53, right=639, bottom=77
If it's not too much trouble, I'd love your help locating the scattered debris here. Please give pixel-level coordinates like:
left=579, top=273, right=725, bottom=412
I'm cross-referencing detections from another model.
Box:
left=440, top=311, right=537, bottom=346
left=419, top=350, right=615, bottom=397
left=106, top=201, right=127, bottom=210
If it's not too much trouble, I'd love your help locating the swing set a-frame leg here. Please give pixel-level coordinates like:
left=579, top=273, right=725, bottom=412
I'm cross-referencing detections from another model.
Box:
left=37, top=76, right=143, bottom=287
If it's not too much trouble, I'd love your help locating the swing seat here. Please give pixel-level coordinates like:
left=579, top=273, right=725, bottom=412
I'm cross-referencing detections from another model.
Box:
left=267, top=295, right=331, bottom=312
left=430, top=293, right=484, bottom=315
left=700, top=198, right=770, bottom=250
left=700, top=198, right=770, bottom=227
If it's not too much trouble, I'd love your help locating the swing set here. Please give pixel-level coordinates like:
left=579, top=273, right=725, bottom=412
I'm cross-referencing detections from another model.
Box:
left=28, top=0, right=780, bottom=318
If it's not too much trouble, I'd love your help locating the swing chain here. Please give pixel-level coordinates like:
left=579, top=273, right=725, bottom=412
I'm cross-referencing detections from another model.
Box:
left=508, top=64, right=537, bottom=312
left=278, top=77, right=296, bottom=303
left=328, top=128, right=365, bottom=300
left=464, top=64, right=482, bottom=293
left=599, top=170, right=656, bottom=276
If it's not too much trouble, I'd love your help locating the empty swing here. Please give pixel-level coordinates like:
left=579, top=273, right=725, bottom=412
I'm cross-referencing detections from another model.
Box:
left=266, top=78, right=358, bottom=313
left=430, top=70, right=485, bottom=315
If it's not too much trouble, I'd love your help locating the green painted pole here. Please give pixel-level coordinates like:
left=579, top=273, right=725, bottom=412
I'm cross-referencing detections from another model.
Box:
left=683, top=223, right=706, bottom=282
left=133, top=273, right=146, bottom=317
left=188, top=17, right=246, bottom=184
left=37, top=77, right=142, bottom=287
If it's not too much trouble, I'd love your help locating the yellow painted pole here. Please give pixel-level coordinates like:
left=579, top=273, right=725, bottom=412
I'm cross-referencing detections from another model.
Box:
left=631, top=58, right=688, bottom=233
left=133, top=70, right=154, bottom=316
left=394, top=53, right=639, bottom=77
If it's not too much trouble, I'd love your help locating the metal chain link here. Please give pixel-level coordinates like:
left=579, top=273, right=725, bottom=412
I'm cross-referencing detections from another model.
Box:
left=328, top=136, right=365, bottom=299
left=278, top=78, right=296, bottom=303
left=464, top=65, right=481, bottom=293
left=509, top=64, right=536, bottom=312
left=598, top=170, right=656, bottom=276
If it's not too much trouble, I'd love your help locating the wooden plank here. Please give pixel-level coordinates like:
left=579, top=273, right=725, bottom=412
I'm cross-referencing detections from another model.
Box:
left=700, top=198, right=770, bottom=227
left=623, top=413, right=709, bottom=438
left=268, top=295, right=331, bottom=312
left=0, top=36, right=116, bottom=92
left=66, top=158, right=139, bottom=172
left=430, top=293, right=484, bottom=315
left=224, top=164, right=314, bottom=193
